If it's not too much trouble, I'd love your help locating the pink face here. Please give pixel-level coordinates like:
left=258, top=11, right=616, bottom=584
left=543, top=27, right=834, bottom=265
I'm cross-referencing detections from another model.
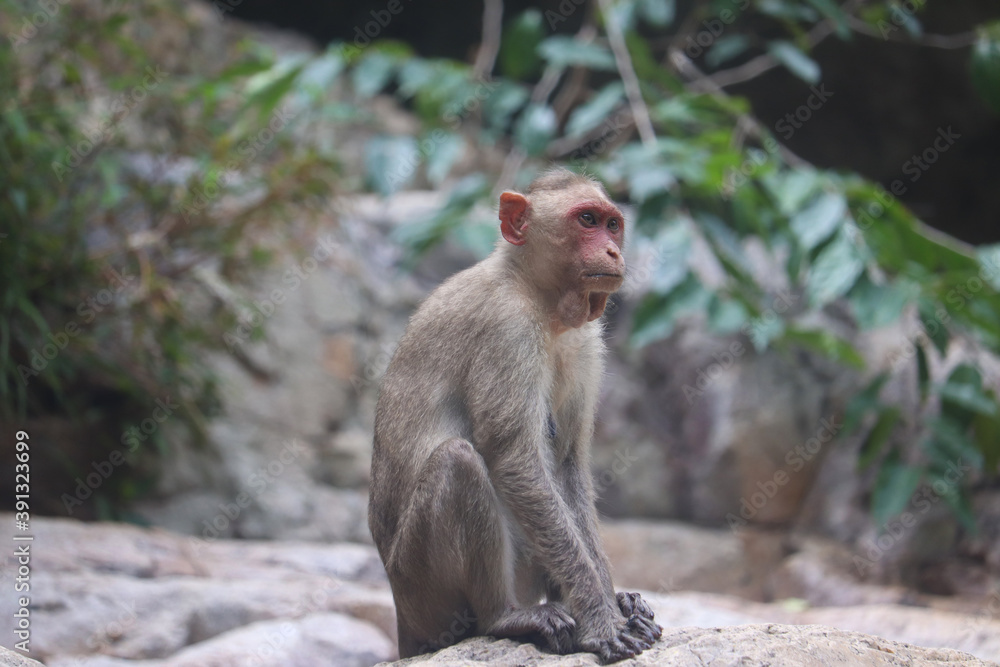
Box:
left=565, top=198, right=626, bottom=290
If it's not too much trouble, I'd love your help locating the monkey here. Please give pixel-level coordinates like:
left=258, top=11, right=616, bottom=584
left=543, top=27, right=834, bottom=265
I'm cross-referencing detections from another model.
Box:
left=368, top=167, right=662, bottom=663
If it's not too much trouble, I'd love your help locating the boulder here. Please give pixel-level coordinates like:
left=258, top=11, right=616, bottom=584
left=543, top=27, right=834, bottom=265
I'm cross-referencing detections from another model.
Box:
left=377, top=626, right=996, bottom=666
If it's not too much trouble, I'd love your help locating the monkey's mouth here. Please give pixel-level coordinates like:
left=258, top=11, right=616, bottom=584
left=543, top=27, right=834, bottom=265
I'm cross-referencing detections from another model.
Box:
left=585, top=273, right=623, bottom=279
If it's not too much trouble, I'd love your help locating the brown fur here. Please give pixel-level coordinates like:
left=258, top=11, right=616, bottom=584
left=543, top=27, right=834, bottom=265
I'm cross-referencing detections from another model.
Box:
left=369, top=168, right=661, bottom=663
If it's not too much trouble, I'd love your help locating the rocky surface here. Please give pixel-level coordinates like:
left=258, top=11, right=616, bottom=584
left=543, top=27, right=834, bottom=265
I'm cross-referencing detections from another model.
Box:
left=380, top=628, right=995, bottom=667
left=2, top=516, right=999, bottom=666
left=0, top=646, right=44, bottom=667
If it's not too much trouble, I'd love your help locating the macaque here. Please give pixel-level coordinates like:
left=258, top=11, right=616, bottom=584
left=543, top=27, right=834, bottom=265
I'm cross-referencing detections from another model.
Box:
left=369, top=168, right=662, bottom=663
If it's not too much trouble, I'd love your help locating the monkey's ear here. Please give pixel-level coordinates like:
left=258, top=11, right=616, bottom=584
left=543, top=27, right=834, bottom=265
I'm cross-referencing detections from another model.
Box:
left=499, top=192, right=529, bottom=246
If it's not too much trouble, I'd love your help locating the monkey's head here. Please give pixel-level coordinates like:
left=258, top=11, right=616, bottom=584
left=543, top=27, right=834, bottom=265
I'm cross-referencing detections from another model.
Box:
left=498, top=168, right=625, bottom=331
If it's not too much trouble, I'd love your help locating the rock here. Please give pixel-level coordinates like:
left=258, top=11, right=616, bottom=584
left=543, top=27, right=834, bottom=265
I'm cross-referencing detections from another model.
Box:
left=0, top=515, right=394, bottom=665
left=377, top=626, right=997, bottom=666
left=45, top=613, right=393, bottom=667
left=0, top=646, right=44, bottom=667
left=600, top=520, right=753, bottom=598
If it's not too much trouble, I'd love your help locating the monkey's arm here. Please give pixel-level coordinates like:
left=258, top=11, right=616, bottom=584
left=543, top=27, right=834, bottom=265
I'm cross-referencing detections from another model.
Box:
left=559, top=457, right=615, bottom=596
left=560, top=457, right=660, bottom=627
left=491, top=440, right=620, bottom=622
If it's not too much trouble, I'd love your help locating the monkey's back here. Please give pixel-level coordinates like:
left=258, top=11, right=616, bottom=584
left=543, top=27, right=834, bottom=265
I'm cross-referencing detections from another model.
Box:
left=369, top=252, right=537, bottom=551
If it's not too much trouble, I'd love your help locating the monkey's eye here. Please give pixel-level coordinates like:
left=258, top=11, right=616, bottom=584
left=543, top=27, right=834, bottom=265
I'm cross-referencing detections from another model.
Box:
left=579, top=212, right=597, bottom=226
left=608, top=218, right=620, bottom=232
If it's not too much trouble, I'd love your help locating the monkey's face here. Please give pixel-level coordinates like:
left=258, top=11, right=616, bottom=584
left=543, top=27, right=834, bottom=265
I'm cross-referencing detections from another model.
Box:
left=566, top=194, right=625, bottom=295
left=499, top=181, right=626, bottom=324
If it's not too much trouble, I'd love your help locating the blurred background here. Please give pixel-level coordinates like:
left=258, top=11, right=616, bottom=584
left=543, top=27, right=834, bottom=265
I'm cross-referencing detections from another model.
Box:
left=2, top=0, right=1000, bottom=664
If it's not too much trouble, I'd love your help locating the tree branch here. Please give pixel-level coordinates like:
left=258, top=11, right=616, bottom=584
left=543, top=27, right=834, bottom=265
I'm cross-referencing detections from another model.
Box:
left=844, top=15, right=977, bottom=50
left=668, top=49, right=810, bottom=169
left=473, top=0, right=504, bottom=79
left=597, top=0, right=656, bottom=147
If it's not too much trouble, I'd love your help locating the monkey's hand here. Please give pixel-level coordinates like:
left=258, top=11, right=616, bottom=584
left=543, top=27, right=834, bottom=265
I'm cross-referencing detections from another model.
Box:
left=616, top=591, right=658, bottom=623
left=577, top=605, right=662, bottom=664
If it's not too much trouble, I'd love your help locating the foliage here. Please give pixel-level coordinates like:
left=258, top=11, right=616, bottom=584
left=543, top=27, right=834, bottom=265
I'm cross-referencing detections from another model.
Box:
left=336, top=0, right=1000, bottom=526
left=0, top=0, right=338, bottom=516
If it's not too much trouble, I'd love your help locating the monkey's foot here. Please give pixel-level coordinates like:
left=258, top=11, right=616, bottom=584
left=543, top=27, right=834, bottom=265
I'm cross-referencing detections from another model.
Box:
left=579, top=611, right=663, bottom=664
left=487, top=602, right=576, bottom=655
left=616, top=591, right=658, bottom=622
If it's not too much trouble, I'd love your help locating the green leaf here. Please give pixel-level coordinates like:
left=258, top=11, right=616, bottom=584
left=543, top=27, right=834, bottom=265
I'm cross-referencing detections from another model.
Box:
left=631, top=274, right=711, bottom=348
left=791, top=191, right=847, bottom=252
left=637, top=0, right=675, bottom=27
left=514, top=104, right=558, bottom=155
left=242, top=61, right=305, bottom=123
left=744, top=314, right=785, bottom=352
left=352, top=52, right=397, bottom=98
left=538, top=36, right=616, bottom=71
left=807, top=229, right=864, bottom=307
left=858, top=407, right=901, bottom=470
left=627, top=165, right=676, bottom=203
left=648, top=223, right=691, bottom=293
left=364, top=135, right=420, bottom=196
left=393, top=174, right=491, bottom=258
left=926, top=417, right=984, bottom=469
left=708, top=296, right=749, bottom=334
left=938, top=364, right=997, bottom=423
left=805, top=0, right=852, bottom=38
left=483, top=81, right=529, bottom=132
left=972, top=22, right=1000, bottom=114
left=500, top=9, right=545, bottom=79
left=764, top=168, right=823, bottom=216
left=916, top=342, right=930, bottom=402
left=890, top=3, right=923, bottom=39
left=977, top=244, right=1000, bottom=289
left=566, top=82, right=625, bottom=137
left=780, top=326, right=866, bottom=369
left=767, top=40, right=821, bottom=84
left=706, top=35, right=751, bottom=69
left=397, top=59, right=436, bottom=98
left=918, top=298, right=949, bottom=355
left=848, top=275, right=915, bottom=330
left=758, top=0, right=819, bottom=21
left=972, top=408, right=1000, bottom=472
left=872, top=454, right=922, bottom=526
left=842, top=373, right=889, bottom=436
left=425, top=132, right=464, bottom=185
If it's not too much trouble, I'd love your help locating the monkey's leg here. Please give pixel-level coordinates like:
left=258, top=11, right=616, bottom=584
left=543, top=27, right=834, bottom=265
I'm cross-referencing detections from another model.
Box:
left=386, top=438, right=574, bottom=658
